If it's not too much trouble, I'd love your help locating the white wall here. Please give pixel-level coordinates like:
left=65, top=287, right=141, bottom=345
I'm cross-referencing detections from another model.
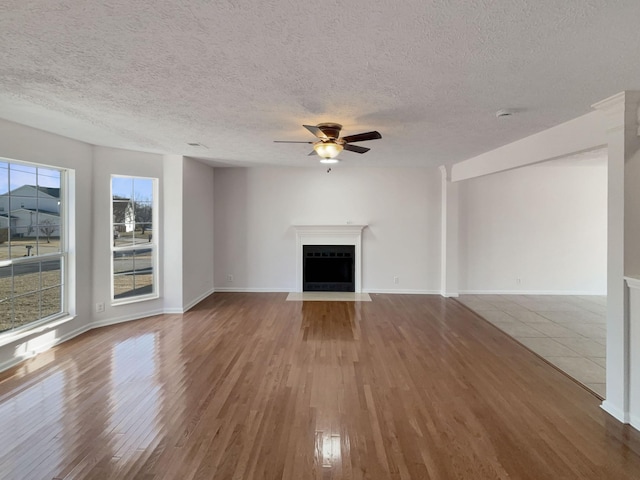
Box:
left=182, top=157, right=215, bottom=309
left=459, top=156, right=607, bottom=294
left=213, top=167, right=441, bottom=293
left=0, top=119, right=93, bottom=370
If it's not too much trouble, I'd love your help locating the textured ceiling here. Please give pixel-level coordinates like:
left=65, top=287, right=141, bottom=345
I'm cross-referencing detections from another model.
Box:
left=1, top=0, right=639, bottom=167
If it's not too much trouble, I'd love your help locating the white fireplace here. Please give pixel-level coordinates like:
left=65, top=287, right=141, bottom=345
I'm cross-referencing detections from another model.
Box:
left=293, top=224, right=367, bottom=293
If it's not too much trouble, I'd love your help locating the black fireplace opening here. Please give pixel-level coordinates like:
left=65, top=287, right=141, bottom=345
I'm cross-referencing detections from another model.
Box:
left=303, top=245, right=355, bottom=292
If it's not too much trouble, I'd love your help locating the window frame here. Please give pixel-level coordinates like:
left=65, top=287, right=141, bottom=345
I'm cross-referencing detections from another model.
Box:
left=110, top=175, right=159, bottom=305
left=0, top=158, right=68, bottom=336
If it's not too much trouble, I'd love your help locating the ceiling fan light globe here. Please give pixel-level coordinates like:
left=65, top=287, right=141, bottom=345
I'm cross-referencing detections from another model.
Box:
left=320, top=158, right=340, bottom=164
left=314, top=142, right=343, bottom=159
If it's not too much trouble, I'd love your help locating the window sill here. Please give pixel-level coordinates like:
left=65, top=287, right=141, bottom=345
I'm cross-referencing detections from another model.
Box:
left=111, top=293, right=159, bottom=307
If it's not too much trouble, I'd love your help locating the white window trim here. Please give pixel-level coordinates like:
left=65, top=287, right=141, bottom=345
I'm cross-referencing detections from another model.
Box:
left=0, top=157, right=69, bottom=336
left=110, top=175, right=159, bottom=305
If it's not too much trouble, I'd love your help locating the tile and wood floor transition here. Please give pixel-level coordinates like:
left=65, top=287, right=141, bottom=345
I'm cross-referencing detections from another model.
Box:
left=1, top=293, right=637, bottom=480
left=457, top=294, right=607, bottom=397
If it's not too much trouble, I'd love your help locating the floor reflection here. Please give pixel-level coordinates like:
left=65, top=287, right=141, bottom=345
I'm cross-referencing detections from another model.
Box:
left=110, top=333, right=160, bottom=452
left=300, top=301, right=361, bottom=475
left=0, top=369, right=66, bottom=478
left=315, top=431, right=344, bottom=469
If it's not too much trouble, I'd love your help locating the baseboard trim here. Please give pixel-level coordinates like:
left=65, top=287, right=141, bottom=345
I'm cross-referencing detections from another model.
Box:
left=630, top=413, right=640, bottom=431
left=214, top=287, right=441, bottom=295
left=183, top=287, right=216, bottom=312
left=163, top=308, right=186, bottom=314
left=91, top=309, right=166, bottom=329
left=601, top=401, right=630, bottom=424
left=458, top=290, right=607, bottom=296
left=213, top=287, right=292, bottom=293
left=440, top=291, right=459, bottom=298
left=364, top=289, right=440, bottom=295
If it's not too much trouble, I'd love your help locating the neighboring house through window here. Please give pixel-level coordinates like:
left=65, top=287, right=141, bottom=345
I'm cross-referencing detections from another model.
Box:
left=0, top=159, right=66, bottom=333
left=111, top=176, right=157, bottom=303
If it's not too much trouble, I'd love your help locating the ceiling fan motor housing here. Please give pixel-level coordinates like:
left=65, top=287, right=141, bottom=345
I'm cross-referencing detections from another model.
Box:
left=317, top=123, right=343, bottom=140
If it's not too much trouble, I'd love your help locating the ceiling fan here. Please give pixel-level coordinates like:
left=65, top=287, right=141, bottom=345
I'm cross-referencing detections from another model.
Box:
left=274, top=123, right=382, bottom=163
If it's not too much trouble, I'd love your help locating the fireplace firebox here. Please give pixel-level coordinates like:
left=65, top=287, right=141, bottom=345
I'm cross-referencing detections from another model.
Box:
left=303, top=245, right=355, bottom=292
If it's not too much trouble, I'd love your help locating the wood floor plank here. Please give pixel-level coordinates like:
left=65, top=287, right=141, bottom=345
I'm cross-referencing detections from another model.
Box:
left=1, top=293, right=640, bottom=479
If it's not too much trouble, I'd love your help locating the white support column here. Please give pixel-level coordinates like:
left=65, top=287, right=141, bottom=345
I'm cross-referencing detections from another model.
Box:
left=592, top=91, right=640, bottom=423
left=627, top=276, right=640, bottom=429
left=439, top=166, right=459, bottom=297
left=162, top=155, right=184, bottom=312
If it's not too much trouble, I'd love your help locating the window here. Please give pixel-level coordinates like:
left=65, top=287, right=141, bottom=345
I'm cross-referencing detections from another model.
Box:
left=0, top=159, right=65, bottom=334
left=111, top=176, right=157, bottom=303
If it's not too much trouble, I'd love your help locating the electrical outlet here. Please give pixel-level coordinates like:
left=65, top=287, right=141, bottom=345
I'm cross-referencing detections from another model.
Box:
left=95, top=302, right=105, bottom=313
left=227, top=274, right=233, bottom=283
left=393, top=276, right=399, bottom=284
left=516, top=278, right=522, bottom=285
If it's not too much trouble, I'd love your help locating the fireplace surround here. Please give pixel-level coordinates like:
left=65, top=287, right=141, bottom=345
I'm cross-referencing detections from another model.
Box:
left=293, top=224, right=366, bottom=293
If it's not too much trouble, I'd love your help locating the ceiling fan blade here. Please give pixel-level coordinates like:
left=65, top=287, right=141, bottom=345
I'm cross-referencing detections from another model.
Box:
left=341, top=131, right=382, bottom=143
left=303, top=125, right=328, bottom=139
left=308, top=150, right=318, bottom=156
left=344, top=144, right=370, bottom=154
left=273, top=141, right=314, bottom=144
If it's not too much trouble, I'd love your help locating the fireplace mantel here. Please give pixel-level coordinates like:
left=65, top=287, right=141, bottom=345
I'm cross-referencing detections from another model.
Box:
left=293, top=224, right=367, bottom=293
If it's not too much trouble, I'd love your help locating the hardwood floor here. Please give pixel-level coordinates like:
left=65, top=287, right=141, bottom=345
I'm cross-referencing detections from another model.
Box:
left=1, top=293, right=640, bottom=479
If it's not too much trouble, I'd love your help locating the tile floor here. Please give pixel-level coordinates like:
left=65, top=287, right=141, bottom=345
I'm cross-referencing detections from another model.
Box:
left=457, top=294, right=607, bottom=397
